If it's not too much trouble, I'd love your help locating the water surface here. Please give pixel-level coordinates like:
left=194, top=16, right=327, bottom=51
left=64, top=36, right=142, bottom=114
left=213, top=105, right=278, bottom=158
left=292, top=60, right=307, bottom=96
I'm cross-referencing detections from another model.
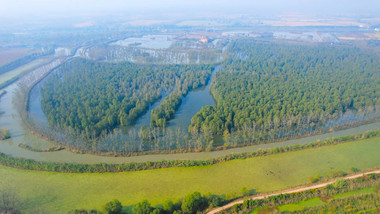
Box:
left=111, top=35, right=173, bottom=49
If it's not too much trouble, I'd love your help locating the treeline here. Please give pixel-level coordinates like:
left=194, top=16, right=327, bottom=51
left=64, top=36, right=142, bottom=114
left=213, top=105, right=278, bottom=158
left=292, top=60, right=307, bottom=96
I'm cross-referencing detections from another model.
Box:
left=190, top=39, right=380, bottom=143
left=40, top=58, right=212, bottom=141
left=150, top=65, right=213, bottom=128
left=1, top=130, right=378, bottom=173
left=224, top=173, right=380, bottom=214
left=72, top=191, right=227, bottom=214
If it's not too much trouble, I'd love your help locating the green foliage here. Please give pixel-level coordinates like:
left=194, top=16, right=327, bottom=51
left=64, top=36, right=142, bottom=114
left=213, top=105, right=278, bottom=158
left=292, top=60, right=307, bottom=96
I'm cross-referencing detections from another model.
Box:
left=329, top=170, right=347, bottom=178
left=131, top=192, right=226, bottom=214
left=103, top=199, right=122, bottom=214
left=133, top=200, right=152, bottom=214
left=0, top=128, right=10, bottom=140
left=151, top=208, right=164, bottom=214
left=207, top=194, right=227, bottom=207
left=69, top=209, right=101, bottom=214
left=163, top=200, right=178, bottom=213
left=309, top=174, right=320, bottom=183
left=350, top=167, right=360, bottom=173
left=332, top=179, right=348, bottom=189
left=241, top=187, right=250, bottom=196
left=190, top=39, right=380, bottom=143
left=181, top=192, right=208, bottom=214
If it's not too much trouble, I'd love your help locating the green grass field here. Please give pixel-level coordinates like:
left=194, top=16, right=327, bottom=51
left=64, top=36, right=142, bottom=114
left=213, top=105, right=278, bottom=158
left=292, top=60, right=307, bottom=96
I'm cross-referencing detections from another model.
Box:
left=278, top=198, right=325, bottom=212
left=333, top=187, right=377, bottom=199
left=0, top=137, right=379, bottom=213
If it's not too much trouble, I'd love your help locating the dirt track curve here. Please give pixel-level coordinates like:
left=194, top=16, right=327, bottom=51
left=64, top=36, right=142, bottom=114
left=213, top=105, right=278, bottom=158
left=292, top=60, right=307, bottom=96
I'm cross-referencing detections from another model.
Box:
left=207, top=170, right=380, bottom=214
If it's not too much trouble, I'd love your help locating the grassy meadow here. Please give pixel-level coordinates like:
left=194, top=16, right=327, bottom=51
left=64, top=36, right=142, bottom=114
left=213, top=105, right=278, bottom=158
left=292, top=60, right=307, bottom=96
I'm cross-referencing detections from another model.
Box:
left=0, top=137, right=379, bottom=213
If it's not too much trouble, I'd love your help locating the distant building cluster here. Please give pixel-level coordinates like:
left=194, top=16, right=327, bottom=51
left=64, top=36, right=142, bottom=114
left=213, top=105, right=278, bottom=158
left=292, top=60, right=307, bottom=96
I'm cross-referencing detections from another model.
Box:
left=200, top=36, right=208, bottom=43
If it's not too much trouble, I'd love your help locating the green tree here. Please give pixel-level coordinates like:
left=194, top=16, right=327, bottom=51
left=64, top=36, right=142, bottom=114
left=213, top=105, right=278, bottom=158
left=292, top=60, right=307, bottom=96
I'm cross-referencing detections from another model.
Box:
left=181, top=192, right=207, bottom=214
left=103, top=199, right=122, bottom=214
left=133, top=200, right=152, bottom=214
left=163, top=200, right=174, bottom=213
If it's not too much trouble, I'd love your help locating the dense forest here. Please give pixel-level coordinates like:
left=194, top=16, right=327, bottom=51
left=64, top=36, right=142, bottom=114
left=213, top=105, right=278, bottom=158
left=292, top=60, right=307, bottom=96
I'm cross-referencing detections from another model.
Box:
left=189, top=39, right=380, bottom=145
left=40, top=58, right=212, bottom=140
left=39, top=40, right=380, bottom=153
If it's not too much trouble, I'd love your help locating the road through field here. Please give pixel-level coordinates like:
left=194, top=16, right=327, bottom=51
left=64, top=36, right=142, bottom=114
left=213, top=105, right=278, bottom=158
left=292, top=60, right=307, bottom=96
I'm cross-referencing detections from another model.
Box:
left=207, top=170, right=380, bottom=214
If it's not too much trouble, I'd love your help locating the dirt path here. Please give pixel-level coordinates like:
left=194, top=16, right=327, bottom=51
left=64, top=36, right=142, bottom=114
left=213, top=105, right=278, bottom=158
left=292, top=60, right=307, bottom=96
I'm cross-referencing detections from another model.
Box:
left=207, top=170, right=380, bottom=214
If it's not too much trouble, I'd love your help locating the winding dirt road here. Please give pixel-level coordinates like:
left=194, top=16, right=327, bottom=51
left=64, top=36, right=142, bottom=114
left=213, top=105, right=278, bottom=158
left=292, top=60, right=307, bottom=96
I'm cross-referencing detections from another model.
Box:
left=207, top=170, right=380, bottom=214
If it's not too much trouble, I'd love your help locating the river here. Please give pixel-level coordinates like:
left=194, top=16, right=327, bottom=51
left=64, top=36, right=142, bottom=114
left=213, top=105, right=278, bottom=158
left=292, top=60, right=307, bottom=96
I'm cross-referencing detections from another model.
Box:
left=0, top=59, right=379, bottom=164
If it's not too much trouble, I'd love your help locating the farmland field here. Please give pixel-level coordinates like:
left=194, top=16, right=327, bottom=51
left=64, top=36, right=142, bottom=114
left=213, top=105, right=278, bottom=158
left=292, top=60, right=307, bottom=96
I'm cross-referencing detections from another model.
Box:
left=0, top=137, right=378, bottom=213
left=0, top=49, right=28, bottom=66
left=0, top=56, right=53, bottom=86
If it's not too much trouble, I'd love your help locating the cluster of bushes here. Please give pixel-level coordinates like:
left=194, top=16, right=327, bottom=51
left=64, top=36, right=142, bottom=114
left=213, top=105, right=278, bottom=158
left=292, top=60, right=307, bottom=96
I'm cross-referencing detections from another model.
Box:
left=0, top=130, right=379, bottom=173
left=0, top=128, right=10, bottom=140
left=223, top=173, right=380, bottom=214
left=72, top=191, right=228, bottom=214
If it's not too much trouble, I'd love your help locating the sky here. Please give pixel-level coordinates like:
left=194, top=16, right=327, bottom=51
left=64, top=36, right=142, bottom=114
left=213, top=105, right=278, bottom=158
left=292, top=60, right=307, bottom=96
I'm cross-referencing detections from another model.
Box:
left=1, top=0, right=379, bottom=21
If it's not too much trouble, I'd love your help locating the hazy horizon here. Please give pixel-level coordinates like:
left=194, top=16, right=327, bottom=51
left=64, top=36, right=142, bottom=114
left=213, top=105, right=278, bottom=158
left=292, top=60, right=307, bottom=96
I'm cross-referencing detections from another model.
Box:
left=1, top=0, right=379, bottom=22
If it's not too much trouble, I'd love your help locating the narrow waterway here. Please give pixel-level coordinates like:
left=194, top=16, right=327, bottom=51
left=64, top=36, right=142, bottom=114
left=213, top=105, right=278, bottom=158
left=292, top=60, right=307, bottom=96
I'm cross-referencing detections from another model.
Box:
left=0, top=59, right=379, bottom=164
left=167, top=66, right=217, bottom=132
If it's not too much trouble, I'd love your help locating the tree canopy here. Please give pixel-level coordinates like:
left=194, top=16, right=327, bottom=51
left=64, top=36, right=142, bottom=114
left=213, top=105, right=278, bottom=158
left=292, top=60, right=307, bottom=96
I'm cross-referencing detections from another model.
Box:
left=189, top=39, right=380, bottom=143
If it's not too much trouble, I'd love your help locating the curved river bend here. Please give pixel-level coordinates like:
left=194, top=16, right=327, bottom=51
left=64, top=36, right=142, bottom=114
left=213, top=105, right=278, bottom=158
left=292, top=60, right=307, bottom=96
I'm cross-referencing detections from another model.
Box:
left=0, top=58, right=379, bottom=164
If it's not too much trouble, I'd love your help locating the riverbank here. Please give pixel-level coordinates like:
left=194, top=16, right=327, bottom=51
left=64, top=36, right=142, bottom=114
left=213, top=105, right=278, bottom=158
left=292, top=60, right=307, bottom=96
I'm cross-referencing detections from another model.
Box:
left=0, top=131, right=378, bottom=173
